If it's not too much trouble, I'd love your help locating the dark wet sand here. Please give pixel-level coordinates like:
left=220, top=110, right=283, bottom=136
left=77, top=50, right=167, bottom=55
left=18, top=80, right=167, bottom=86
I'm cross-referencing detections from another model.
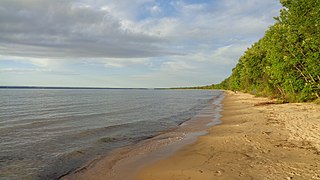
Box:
left=61, top=97, right=223, bottom=180
left=63, top=91, right=320, bottom=179
left=137, top=91, right=320, bottom=179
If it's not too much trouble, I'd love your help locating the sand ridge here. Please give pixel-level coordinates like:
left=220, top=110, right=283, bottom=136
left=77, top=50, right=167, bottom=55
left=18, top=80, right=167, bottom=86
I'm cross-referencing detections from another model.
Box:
left=137, top=91, right=320, bottom=179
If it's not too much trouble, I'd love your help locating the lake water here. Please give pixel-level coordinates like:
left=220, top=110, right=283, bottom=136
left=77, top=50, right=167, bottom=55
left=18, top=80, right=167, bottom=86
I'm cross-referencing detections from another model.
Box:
left=0, top=89, right=223, bottom=179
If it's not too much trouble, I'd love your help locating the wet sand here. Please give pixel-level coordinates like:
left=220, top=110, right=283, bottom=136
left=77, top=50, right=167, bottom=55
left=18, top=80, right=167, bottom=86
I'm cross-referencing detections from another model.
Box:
left=63, top=91, right=320, bottom=180
left=137, top=91, right=320, bottom=179
left=61, top=95, right=224, bottom=180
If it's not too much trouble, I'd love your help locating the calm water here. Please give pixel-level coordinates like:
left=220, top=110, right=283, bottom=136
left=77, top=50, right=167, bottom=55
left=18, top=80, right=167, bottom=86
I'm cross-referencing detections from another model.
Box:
left=0, top=89, right=223, bottom=179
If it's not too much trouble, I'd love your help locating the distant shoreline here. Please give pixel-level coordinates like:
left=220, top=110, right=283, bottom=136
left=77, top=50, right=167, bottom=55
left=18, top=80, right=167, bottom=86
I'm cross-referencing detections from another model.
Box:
left=0, top=86, right=158, bottom=90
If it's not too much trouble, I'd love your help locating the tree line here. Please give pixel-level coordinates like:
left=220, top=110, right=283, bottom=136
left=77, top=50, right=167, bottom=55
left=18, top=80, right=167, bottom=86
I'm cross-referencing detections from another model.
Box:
left=207, top=0, right=319, bottom=102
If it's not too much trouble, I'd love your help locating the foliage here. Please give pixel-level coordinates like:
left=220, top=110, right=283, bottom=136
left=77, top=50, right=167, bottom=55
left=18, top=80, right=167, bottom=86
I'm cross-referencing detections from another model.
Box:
left=207, top=0, right=320, bottom=102
left=314, top=98, right=320, bottom=105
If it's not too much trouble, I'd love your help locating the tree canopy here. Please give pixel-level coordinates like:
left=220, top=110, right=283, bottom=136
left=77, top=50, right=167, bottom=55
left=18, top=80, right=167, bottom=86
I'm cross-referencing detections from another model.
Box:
left=209, top=0, right=320, bottom=102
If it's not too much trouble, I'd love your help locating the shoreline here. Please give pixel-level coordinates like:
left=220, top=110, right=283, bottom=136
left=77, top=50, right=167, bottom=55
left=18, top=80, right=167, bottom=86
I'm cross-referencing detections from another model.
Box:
left=62, top=91, right=320, bottom=179
left=137, top=91, right=320, bottom=179
left=61, top=92, right=224, bottom=180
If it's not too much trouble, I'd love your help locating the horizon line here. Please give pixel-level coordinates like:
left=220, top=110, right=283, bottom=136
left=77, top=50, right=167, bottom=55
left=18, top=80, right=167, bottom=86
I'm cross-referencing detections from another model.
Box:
left=0, top=85, right=167, bottom=90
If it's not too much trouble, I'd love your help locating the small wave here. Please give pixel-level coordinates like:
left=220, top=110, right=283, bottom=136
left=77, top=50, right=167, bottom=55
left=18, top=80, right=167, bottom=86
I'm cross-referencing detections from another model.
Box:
left=0, top=89, right=223, bottom=179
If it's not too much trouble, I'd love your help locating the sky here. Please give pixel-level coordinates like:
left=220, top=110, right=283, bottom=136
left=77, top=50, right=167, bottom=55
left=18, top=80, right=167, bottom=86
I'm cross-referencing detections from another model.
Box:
left=0, top=0, right=282, bottom=88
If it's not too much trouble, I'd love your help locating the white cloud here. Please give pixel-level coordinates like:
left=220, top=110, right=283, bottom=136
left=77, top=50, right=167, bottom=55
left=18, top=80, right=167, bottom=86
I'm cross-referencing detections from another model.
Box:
left=102, top=58, right=151, bottom=68
left=149, top=5, right=161, bottom=15
left=0, top=55, right=60, bottom=67
left=210, top=43, right=251, bottom=65
left=0, top=0, right=282, bottom=87
left=160, top=60, right=195, bottom=72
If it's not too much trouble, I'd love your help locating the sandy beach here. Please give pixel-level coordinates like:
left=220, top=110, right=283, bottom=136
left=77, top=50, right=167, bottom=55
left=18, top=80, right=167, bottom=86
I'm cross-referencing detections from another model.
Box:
left=137, top=91, right=320, bottom=179
left=61, top=92, right=224, bottom=180
left=63, top=91, right=320, bottom=180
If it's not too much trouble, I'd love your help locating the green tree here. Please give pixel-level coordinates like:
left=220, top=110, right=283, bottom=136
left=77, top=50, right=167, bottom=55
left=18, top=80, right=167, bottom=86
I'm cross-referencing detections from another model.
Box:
left=211, top=0, right=320, bottom=102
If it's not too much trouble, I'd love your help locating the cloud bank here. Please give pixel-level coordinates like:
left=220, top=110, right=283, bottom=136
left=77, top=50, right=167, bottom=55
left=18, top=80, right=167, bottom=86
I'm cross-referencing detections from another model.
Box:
left=0, top=0, right=282, bottom=87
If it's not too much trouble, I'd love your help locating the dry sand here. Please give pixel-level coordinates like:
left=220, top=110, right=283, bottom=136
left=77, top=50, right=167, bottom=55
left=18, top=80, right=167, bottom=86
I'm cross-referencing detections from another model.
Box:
left=63, top=91, right=320, bottom=180
left=137, top=91, right=320, bottom=180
